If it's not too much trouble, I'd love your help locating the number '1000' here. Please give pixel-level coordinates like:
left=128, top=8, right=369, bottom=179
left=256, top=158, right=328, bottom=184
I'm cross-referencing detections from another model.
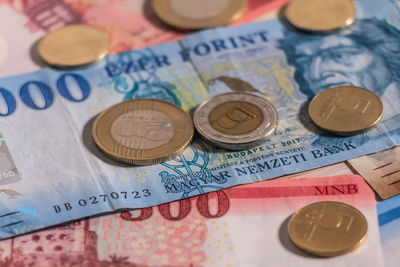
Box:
left=0, top=73, right=90, bottom=116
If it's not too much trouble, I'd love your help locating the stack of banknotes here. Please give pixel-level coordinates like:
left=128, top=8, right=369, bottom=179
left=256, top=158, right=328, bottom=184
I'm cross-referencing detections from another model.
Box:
left=1, top=0, right=400, bottom=266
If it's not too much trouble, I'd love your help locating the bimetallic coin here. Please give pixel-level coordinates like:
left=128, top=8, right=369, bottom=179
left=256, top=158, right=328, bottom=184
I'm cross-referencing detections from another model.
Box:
left=92, top=99, right=194, bottom=165
left=288, top=201, right=367, bottom=257
left=194, top=92, right=278, bottom=150
left=308, top=86, right=383, bottom=136
left=152, top=0, right=247, bottom=30
left=38, top=25, right=109, bottom=68
left=284, top=0, right=355, bottom=33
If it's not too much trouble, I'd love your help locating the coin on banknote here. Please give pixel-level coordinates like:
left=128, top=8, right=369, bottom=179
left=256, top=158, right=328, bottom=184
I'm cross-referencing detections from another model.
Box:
left=38, top=25, right=109, bottom=68
left=308, top=86, right=383, bottom=136
left=288, top=201, right=367, bottom=257
left=152, top=0, right=247, bottom=29
left=284, top=0, right=355, bottom=32
left=92, top=99, right=194, bottom=165
left=194, top=92, right=277, bottom=150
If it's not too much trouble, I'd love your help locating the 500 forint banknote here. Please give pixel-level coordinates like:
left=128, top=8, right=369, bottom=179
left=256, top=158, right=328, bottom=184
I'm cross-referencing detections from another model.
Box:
left=0, top=175, right=383, bottom=266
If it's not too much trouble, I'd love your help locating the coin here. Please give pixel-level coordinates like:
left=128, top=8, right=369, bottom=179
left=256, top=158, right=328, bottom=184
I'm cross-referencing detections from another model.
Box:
left=284, top=0, right=355, bottom=32
left=152, top=0, right=247, bottom=30
left=308, top=86, right=383, bottom=136
left=92, top=99, right=194, bottom=165
left=38, top=25, right=109, bottom=68
left=194, top=92, right=278, bottom=150
left=288, top=201, right=367, bottom=257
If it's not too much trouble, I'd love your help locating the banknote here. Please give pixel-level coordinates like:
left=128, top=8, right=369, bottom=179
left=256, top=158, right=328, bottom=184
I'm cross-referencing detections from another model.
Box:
left=349, top=147, right=400, bottom=199
left=0, top=175, right=383, bottom=266
left=0, top=0, right=290, bottom=77
left=0, top=132, right=21, bottom=186
left=377, top=193, right=400, bottom=267
left=0, top=0, right=400, bottom=239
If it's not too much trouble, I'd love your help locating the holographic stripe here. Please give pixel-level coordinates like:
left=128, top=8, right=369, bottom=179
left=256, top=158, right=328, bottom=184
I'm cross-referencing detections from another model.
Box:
left=0, top=133, right=21, bottom=185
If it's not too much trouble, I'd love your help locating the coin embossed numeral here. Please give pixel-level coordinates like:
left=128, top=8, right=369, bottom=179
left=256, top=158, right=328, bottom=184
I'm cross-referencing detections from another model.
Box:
left=217, top=107, right=256, bottom=129
left=329, top=213, right=354, bottom=232
left=336, top=95, right=371, bottom=114
left=301, top=209, right=355, bottom=242
left=322, top=98, right=372, bottom=122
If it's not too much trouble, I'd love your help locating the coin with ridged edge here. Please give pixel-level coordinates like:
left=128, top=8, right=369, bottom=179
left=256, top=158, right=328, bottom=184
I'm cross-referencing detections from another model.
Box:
left=308, top=86, right=383, bottom=136
left=194, top=92, right=278, bottom=150
left=38, top=25, right=109, bottom=68
left=152, top=0, right=247, bottom=30
left=288, top=201, right=368, bottom=257
left=92, top=99, right=194, bottom=165
left=284, top=0, right=355, bottom=33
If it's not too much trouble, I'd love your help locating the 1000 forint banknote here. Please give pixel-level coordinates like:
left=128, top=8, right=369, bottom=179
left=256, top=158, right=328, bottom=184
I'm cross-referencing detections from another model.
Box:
left=0, top=0, right=399, bottom=239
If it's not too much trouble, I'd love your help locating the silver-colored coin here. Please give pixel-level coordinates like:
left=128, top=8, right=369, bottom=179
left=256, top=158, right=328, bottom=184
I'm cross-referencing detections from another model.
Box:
left=194, top=92, right=278, bottom=150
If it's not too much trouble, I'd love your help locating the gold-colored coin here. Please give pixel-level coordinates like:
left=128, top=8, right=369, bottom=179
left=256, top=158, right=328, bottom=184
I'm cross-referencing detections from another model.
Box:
left=288, top=201, right=367, bottom=257
left=308, top=86, right=383, bottom=136
left=284, top=0, right=355, bottom=32
left=152, top=0, right=247, bottom=30
left=38, top=25, right=109, bottom=68
left=92, top=99, right=194, bottom=165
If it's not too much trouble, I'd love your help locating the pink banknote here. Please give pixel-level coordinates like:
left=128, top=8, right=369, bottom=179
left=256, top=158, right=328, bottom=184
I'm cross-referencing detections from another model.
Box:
left=0, top=175, right=382, bottom=266
left=0, top=0, right=289, bottom=77
left=1, top=0, right=290, bottom=53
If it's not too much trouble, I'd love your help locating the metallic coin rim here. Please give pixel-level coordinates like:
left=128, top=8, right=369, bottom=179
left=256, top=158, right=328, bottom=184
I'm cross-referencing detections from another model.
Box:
left=38, top=24, right=109, bottom=67
left=194, top=92, right=278, bottom=150
left=92, top=99, right=194, bottom=165
left=308, top=86, right=383, bottom=135
left=284, top=0, right=355, bottom=33
left=152, top=0, right=247, bottom=29
left=287, top=201, right=368, bottom=257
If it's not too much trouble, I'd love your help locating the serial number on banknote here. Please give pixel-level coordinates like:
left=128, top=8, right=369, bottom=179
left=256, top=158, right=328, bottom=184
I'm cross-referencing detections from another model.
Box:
left=53, top=189, right=152, bottom=213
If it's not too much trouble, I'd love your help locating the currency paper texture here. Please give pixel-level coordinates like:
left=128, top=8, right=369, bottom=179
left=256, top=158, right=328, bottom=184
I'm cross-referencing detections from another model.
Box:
left=349, top=147, right=400, bottom=199
left=0, top=175, right=384, bottom=266
left=0, top=0, right=289, bottom=77
left=0, top=0, right=400, bottom=239
left=378, top=193, right=400, bottom=267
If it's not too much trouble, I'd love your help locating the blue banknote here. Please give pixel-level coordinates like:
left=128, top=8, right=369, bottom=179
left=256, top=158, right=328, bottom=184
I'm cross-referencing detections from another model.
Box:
left=0, top=0, right=400, bottom=239
left=378, top=194, right=400, bottom=267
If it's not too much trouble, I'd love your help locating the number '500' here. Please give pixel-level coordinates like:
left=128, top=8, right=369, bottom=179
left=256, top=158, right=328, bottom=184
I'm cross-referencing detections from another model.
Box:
left=0, top=73, right=90, bottom=116
left=121, top=191, right=229, bottom=221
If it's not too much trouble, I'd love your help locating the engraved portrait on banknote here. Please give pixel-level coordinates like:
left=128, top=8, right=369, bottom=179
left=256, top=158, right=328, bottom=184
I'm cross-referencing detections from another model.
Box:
left=280, top=18, right=400, bottom=143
